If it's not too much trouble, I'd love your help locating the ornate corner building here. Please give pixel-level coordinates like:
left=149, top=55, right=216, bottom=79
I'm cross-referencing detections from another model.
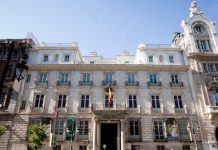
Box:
left=0, top=1, right=218, bottom=150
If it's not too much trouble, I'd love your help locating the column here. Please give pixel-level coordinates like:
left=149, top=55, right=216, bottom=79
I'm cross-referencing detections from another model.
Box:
left=93, top=119, right=97, bottom=150
left=121, top=120, right=125, bottom=150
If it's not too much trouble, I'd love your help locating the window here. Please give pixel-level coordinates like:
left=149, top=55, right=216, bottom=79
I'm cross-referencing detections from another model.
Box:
left=90, top=61, right=94, bottom=64
left=169, top=56, right=174, bottom=63
left=6, top=64, right=14, bottom=79
left=105, top=73, right=113, bottom=82
left=64, top=54, right=70, bottom=62
left=148, top=56, right=154, bottom=63
left=131, top=145, right=140, bottom=150
left=79, top=120, right=88, bottom=135
left=157, top=145, right=165, bottom=150
left=193, top=25, right=206, bottom=34
left=60, top=73, right=69, bottom=82
left=159, top=55, right=163, bottom=63
left=174, top=96, right=183, bottom=108
left=81, top=95, right=89, bottom=108
left=178, top=120, right=189, bottom=141
left=34, top=95, right=44, bottom=108
left=154, top=121, right=164, bottom=140
left=129, top=95, right=137, bottom=108
left=127, top=73, right=136, bottom=84
left=43, top=55, right=49, bottom=62
left=208, top=64, right=214, bottom=72
left=79, top=145, right=87, bottom=150
left=58, top=95, right=67, bottom=108
left=20, top=101, right=26, bottom=110
left=182, top=145, right=190, bottom=150
left=0, top=93, right=7, bottom=107
left=210, top=88, right=218, bottom=106
left=82, top=73, right=91, bottom=83
left=152, top=95, right=160, bottom=108
left=105, top=95, right=113, bottom=108
left=39, top=73, right=48, bottom=83
left=26, top=74, right=31, bottom=83
left=130, top=120, right=139, bottom=136
left=53, top=145, right=61, bottom=150
left=149, top=74, right=157, bottom=83
left=54, top=54, right=59, bottom=62
left=196, top=39, right=212, bottom=52
left=55, top=120, right=64, bottom=135
left=171, top=74, right=179, bottom=83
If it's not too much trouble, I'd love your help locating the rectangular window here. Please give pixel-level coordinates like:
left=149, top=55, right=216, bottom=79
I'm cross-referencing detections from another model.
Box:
left=149, top=74, right=157, bottom=83
left=105, top=95, right=113, bottom=108
left=26, top=74, right=31, bottom=83
left=34, top=95, right=44, bottom=108
left=55, top=120, right=64, bottom=135
left=58, top=95, right=67, bottom=108
left=129, top=95, right=137, bottom=108
left=208, top=64, right=214, bottom=72
left=127, top=73, right=136, bottom=84
left=157, top=145, right=165, bottom=150
left=169, top=56, right=174, bottom=63
left=182, top=145, right=190, bottom=150
left=20, top=100, right=26, bottom=110
left=52, top=145, right=61, bottom=150
left=0, top=92, right=7, bottom=107
left=174, top=96, right=183, bottom=108
left=82, top=73, right=91, bottom=83
left=39, top=73, right=48, bottom=83
left=148, top=56, right=154, bottom=63
left=171, top=74, right=179, bottom=83
left=79, top=145, right=87, bottom=150
left=6, top=64, right=14, bottom=79
left=154, top=121, right=164, bottom=140
left=196, top=40, right=212, bottom=52
left=90, top=61, right=94, bottom=64
left=152, top=95, right=160, bottom=108
left=105, top=73, right=113, bottom=83
left=130, top=120, right=139, bottom=135
left=178, top=120, right=189, bottom=140
left=64, top=55, right=70, bottom=62
left=81, top=95, right=89, bottom=108
left=60, top=73, right=69, bottom=82
left=79, top=120, right=88, bottom=135
left=43, top=55, right=49, bottom=62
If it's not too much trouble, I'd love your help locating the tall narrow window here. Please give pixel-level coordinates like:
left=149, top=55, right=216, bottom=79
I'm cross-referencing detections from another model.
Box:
left=64, top=55, right=70, bottom=62
left=55, top=120, right=64, bottom=135
left=177, top=120, right=189, bottom=141
left=34, top=95, right=44, bottom=108
left=81, top=95, right=89, bottom=108
left=152, top=95, right=160, bottom=108
left=207, top=64, right=214, bottom=72
left=43, top=55, right=49, bottom=62
left=148, top=56, right=154, bottom=63
left=149, top=74, right=157, bottom=83
left=82, top=73, right=91, bottom=83
left=169, top=56, right=174, bottom=63
left=20, top=100, right=26, bottom=110
left=171, top=74, right=179, bottom=83
left=39, top=73, right=48, bottom=83
left=26, top=74, right=31, bottom=83
left=105, top=95, right=113, bottom=108
left=127, top=73, right=136, bottom=84
left=196, top=40, right=212, bottom=52
left=60, top=73, right=69, bottom=82
left=105, top=73, right=113, bottom=83
left=58, top=95, right=67, bottom=108
left=79, top=120, right=88, bottom=135
left=129, top=95, right=137, bottom=108
left=174, top=96, right=183, bottom=108
left=154, top=121, right=164, bottom=140
left=129, top=120, right=139, bottom=136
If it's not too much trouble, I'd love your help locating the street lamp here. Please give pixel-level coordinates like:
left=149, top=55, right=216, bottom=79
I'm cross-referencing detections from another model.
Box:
left=16, top=61, right=28, bottom=82
left=103, top=144, right=106, bottom=150
left=187, top=121, right=200, bottom=150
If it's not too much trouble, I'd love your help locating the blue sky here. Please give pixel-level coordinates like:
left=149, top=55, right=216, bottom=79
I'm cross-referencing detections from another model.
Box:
left=1, top=0, right=218, bottom=58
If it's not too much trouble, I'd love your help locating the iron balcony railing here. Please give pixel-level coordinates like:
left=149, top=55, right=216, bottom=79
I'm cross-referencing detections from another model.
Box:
left=170, top=82, right=184, bottom=87
left=102, top=80, right=116, bottom=86
left=56, top=80, right=71, bottom=86
left=92, top=104, right=126, bottom=111
left=147, top=81, right=162, bottom=87
left=125, top=81, right=139, bottom=86
left=35, top=80, right=48, bottom=86
left=79, top=81, right=93, bottom=86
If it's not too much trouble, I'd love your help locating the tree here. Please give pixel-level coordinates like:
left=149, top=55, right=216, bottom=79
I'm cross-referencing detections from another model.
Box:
left=28, top=125, right=47, bottom=150
left=0, top=126, right=6, bottom=137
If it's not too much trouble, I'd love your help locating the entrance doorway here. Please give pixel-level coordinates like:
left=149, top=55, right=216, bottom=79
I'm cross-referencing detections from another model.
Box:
left=101, top=123, right=117, bottom=150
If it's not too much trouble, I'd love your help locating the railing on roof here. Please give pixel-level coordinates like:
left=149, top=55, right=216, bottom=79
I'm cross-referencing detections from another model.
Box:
left=38, top=42, right=78, bottom=47
left=144, top=44, right=172, bottom=48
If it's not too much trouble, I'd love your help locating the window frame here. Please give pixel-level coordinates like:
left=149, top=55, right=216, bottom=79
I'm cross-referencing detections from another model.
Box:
left=58, top=94, right=67, bottom=108
left=79, top=120, right=89, bottom=135
left=153, top=120, right=164, bottom=140
left=55, top=120, right=64, bottom=135
left=43, top=54, right=49, bottom=62
left=129, top=95, right=137, bottom=108
left=34, top=94, right=44, bottom=108
left=174, top=95, right=183, bottom=109
left=81, top=95, right=90, bottom=108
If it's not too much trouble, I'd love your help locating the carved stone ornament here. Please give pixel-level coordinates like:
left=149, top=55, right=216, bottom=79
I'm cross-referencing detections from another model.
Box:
left=190, top=1, right=204, bottom=17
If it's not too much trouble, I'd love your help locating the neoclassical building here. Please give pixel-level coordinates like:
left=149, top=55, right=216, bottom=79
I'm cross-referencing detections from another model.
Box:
left=0, top=1, right=218, bottom=150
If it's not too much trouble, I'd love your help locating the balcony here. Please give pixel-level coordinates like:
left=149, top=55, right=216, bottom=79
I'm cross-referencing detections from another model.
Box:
left=206, top=105, right=218, bottom=120
left=151, top=107, right=164, bottom=113
left=79, top=81, right=93, bottom=86
left=174, top=107, right=187, bottom=113
left=147, top=81, right=161, bottom=87
left=127, top=106, right=141, bottom=113
left=31, top=107, right=44, bottom=114
left=128, top=135, right=142, bottom=142
left=92, top=104, right=126, bottom=111
left=56, top=80, right=71, bottom=87
left=35, top=80, right=48, bottom=87
left=77, top=106, right=92, bottom=113
left=170, top=82, right=184, bottom=87
left=125, top=81, right=139, bottom=86
left=102, top=80, right=116, bottom=86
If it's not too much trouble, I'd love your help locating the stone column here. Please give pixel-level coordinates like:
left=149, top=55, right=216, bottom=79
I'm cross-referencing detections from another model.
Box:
left=121, top=120, right=125, bottom=150
left=93, top=119, right=97, bottom=150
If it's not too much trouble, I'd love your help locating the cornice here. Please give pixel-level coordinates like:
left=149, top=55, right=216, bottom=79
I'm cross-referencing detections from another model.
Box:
left=28, top=64, right=189, bottom=72
left=188, top=52, right=218, bottom=61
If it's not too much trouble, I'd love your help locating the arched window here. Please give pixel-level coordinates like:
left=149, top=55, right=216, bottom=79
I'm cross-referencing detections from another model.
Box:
left=193, top=25, right=207, bottom=34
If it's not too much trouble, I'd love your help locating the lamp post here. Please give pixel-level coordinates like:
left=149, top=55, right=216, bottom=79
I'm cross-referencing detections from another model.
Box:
left=103, top=144, right=106, bottom=150
left=187, top=120, right=200, bottom=150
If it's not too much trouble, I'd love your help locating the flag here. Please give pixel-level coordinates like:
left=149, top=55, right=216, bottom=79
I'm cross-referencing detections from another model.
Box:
left=53, top=104, right=59, bottom=118
left=108, top=86, right=113, bottom=104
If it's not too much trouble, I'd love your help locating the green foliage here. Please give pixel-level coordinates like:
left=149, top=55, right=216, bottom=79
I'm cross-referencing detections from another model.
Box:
left=28, top=125, right=47, bottom=150
left=0, top=126, right=6, bottom=137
